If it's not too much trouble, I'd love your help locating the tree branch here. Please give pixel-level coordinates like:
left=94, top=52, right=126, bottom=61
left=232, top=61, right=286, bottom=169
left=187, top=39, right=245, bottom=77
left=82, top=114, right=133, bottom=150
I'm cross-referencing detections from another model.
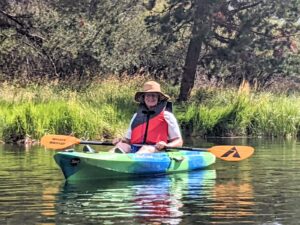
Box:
left=0, top=9, right=44, bottom=47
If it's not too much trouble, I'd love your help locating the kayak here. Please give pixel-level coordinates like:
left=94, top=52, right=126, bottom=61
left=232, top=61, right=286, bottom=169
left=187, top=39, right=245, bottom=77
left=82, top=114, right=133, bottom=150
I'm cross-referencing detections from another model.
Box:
left=54, top=146, right=216, bottom=181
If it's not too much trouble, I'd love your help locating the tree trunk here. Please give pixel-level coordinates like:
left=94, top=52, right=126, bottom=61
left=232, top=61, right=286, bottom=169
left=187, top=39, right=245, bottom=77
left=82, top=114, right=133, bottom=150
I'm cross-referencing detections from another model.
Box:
left=178, top=1, right=207, bottom=102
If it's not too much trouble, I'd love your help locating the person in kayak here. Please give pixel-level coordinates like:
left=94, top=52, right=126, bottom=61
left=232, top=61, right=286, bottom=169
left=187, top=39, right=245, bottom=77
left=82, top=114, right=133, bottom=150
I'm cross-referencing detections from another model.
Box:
left=110, top=80, right=183, bottom=154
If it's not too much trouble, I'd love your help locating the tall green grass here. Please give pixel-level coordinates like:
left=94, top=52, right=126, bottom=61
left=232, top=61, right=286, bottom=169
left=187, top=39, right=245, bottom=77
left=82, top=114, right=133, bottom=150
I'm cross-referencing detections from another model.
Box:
left=0, top=77, right=148, bottom=142
left=181, top=88, right=300, bottom=138
left=250, top=94, right=300, bottom=138
left=0, top=78, right=300, bottom=142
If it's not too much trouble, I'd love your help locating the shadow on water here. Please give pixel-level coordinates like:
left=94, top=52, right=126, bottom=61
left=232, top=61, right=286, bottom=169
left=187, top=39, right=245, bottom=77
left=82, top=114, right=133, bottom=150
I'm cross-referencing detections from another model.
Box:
left=54, top=170, right=216, bottom=225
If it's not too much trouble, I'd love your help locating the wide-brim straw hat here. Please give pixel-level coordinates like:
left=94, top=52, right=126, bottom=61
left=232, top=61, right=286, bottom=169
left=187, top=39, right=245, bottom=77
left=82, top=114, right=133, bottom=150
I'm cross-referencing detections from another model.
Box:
left=134, top=81, right=170, bottom=103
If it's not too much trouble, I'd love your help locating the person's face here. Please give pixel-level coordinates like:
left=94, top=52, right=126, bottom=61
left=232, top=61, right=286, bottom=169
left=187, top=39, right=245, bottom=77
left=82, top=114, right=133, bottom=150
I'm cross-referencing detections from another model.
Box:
left=144, top=93, right=159, bottom=108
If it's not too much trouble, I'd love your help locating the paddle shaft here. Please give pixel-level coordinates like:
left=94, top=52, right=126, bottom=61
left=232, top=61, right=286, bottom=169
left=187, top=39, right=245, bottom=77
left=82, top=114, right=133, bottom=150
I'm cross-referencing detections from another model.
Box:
left=41, top=134, right=254, bottom=161
left=78, top=141, right=254, bottom=161
left=41, top=134, right=217, bottom=151
left=166, top=146, right=209, bottom=152
left=80, top=140, right=209, bottom=152
left=79, top=141, right=114, bottom=146
left=79, top=141, right=246, bottom=153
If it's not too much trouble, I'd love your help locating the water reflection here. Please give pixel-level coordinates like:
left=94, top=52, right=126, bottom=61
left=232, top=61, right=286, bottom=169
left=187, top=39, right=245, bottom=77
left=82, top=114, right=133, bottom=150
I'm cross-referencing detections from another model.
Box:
left=55, top=170, right=216, bottom=225
left=211, top=182, right=254, bottom=220
left=41, top=186, right=60, bottom=217
left=2, top=138, right=300, bottom=224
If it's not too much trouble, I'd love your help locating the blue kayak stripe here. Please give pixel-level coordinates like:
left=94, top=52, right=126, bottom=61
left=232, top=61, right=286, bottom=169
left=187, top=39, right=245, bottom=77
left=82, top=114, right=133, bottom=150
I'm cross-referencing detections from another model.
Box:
left=130, top=153, right=171, bottom=173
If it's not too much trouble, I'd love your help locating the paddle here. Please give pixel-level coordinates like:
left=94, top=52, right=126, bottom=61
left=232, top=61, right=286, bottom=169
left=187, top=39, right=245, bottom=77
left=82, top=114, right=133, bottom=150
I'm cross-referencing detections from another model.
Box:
left=41, top=134, right=254, bottom=161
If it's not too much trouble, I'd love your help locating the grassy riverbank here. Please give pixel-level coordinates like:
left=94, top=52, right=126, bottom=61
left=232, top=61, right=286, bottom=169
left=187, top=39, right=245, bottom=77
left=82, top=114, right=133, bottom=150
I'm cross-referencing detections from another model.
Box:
left=0, top=77, right=144, bottom=142
left=0, top=77, right=299, bottom=142
left=182, top=88, right=300, bottom=138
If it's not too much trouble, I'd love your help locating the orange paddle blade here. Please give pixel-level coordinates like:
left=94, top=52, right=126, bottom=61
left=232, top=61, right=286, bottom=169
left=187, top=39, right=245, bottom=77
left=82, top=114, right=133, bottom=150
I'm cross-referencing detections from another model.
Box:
left=209, top=145, right=254, bottom=161
left=41, top=135, right=80, bottom=150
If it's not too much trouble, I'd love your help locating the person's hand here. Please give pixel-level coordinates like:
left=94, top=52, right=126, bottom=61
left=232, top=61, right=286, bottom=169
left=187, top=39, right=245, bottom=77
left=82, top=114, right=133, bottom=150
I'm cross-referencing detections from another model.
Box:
left=112, top=137, right=122, bottom=145
left=155, top=141, right=168, bottom=151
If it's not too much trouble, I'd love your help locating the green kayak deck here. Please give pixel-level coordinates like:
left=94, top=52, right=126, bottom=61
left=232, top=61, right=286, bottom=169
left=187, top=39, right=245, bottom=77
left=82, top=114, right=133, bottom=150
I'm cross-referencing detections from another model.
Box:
left=54, top=147, right=216, bottom=181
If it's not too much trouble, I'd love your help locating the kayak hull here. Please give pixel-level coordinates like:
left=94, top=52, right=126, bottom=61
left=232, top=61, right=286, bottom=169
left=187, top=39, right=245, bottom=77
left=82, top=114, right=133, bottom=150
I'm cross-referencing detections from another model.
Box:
left=54, top=148, right=216, bottom=181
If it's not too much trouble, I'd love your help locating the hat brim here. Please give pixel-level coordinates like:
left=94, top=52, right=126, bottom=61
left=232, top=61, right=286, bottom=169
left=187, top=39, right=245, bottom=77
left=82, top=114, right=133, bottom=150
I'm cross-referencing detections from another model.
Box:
left=134, top=91, right=170, bottom=103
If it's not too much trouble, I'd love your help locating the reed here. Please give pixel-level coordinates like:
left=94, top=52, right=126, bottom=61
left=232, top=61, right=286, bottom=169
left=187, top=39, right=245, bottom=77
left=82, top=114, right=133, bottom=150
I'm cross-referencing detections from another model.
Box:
left=183, top=88, right=300, bottom=138
left=250, top=93, right=300, bottom=138
left=0, top=76, right=146, bottom=142
left=0, top=78, right=299, bottom=142
left=181, top=90, right=256, bottom=137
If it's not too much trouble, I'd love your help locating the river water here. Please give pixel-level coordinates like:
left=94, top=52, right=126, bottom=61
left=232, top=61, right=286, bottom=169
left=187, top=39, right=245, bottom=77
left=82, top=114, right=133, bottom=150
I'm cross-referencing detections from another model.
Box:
left=0, top=138, right=300, bottom=225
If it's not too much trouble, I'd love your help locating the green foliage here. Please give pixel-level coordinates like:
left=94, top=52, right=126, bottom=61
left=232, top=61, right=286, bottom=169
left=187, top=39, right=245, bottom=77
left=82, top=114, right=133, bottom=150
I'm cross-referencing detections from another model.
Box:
left=1, top=0, right=300, bottom=95
left=250, top=94, right=300, bottom=138
left=0, top=78, right=300, bottom=142
left=144, top=0, right=300, bottom=89
left=0, top=0, right=163, bottom=80
left=2, top=116, right=26, bottom=143
left=0, top=77, right=147, bottom=142
left=181, top=91, right=256, bottom=136
left=179, top=89, right=300, bottom=138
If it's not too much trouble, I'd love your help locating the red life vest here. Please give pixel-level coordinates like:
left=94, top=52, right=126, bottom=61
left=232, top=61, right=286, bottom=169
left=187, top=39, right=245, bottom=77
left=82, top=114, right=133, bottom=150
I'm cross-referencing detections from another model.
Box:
left=130, top=101, right=170, bottom=145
